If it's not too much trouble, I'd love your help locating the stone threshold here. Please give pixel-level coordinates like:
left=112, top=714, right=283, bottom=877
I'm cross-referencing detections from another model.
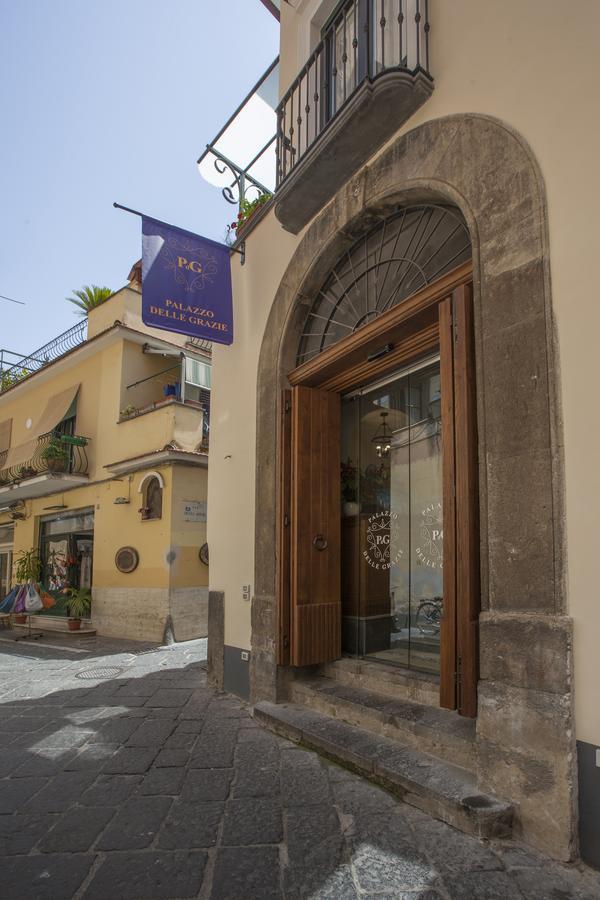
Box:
left=291, top=675, right=476, bottom=769
left=320, top=655, right=440, bottom=707
left=254, top=699, right=513, bottom=841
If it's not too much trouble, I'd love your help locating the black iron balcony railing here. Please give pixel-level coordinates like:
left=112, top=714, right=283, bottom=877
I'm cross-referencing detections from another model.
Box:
left=0, top=432, right=90, bottom=486
left=276, top=0, right=430, bottom=186
left=0, top=321, right=87, bottom=393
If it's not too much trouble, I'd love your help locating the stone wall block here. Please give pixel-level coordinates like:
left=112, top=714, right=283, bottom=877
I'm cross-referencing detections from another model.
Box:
left=207, top=590, right=224, bottom=691
left=366, top=116, right=460, bottom=202
left=486, top=447, right=555, bottom=612
left=477, top=682, right=575, bottom=861
left=479, top=613, right=572, bottom=693
left=433, top=119, right=542, bottom=240
left=92, top=587, right=168, bottom=643
left=479, top=257, right=546, bottom=338
left=250, top=595, right=278, bottom=705
left=477, top=681, right=573, bottom=760
left=482, top=314, right=551, bottom=458
left=169, top=587, right=208, bottom=642
left=479, top=212, right=543, bottom=279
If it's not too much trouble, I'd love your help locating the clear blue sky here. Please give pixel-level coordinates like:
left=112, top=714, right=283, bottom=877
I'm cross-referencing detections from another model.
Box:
left=0, top=0, right=279, bottom=356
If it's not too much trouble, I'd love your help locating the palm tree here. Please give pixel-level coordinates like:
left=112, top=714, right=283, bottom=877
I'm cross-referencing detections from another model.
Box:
left=66, top=284, right=113, bottom=316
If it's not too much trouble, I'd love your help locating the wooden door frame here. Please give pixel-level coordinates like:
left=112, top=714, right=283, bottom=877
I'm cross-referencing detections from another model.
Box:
left=278, top=259, right=479, bottom=715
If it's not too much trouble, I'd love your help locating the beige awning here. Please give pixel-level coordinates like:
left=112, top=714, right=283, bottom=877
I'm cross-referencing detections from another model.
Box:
left=0, top=419, right=12, bottom=454
left=3, top=384, right=80, bottom=471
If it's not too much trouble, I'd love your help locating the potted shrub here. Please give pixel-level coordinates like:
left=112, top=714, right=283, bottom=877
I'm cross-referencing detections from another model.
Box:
left=41, top=437, right=69, bottom=473
left=59, top=587, right=92, bottom=631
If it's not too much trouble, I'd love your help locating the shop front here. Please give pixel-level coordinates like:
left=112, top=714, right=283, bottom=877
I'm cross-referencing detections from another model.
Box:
left=39, top=509, right=94, bottom=616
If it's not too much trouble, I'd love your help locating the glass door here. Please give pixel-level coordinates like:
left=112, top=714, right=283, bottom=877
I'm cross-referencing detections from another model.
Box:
left=0, top=549, right=12, bottom=599
left=341, top=356, right=443, bottom=674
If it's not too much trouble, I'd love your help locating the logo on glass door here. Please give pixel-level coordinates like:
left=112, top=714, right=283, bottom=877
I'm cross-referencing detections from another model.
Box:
left=363, top=512, right=403, bottom=571
left=416, top=501, right=443, bottom=569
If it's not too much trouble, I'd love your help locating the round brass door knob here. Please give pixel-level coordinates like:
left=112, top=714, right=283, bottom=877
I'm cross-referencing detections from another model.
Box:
left=313, top=535, right=328, bottom=551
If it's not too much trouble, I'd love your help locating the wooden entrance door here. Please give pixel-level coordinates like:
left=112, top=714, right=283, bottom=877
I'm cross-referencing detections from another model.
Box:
left=277, top=264, right=479, bottom=716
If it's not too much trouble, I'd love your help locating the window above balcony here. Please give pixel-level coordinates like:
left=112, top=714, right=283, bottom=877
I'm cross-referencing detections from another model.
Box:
left=275, top=0, right=433, bottom=233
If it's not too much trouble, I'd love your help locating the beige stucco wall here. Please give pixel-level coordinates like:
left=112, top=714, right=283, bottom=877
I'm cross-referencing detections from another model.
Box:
left=207, top=0, right=600, bottom=743
left=207, top=213, right=298, bottom=650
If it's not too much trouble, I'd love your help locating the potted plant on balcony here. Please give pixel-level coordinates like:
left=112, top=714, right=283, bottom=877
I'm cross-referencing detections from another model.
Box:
left=229, top=193, right=271, bottom=240
left=41, top=437, right=69, bottom=473
left=59, top=586, right=91, bottom=631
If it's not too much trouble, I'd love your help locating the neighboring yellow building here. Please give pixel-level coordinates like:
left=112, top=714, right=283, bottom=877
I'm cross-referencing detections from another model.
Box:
left=0, top=269, right=211, bottom=642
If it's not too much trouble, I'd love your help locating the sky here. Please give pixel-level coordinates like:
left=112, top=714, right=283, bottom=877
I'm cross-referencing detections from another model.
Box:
left=0, top=0, right=279, bottom=357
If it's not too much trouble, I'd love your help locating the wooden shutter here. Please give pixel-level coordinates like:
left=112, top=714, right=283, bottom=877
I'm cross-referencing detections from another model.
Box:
left=438, top=285, right=480, bottom=717
left=453, top=283, right=480, bottom=717
left=439, top=298, right=457, bottom=710
left=277, top=390, right=292, bottom=666
left=290, top=385, right=341, bottom=666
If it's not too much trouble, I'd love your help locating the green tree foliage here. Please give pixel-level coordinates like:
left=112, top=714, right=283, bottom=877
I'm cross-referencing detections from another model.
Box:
left=0, top=368, right=27, bottom=392
left=66, top=284, right=112, bottom=316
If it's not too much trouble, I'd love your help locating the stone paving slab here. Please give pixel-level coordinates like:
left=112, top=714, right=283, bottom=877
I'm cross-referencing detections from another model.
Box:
left=0, top=633, right=598, bottom=899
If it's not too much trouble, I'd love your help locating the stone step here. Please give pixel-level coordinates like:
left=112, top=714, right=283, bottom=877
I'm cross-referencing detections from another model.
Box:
left=319, top=656, right=440, bottom=708
left=254, top=700, right=513, bottom=840
left=290, top=676, right=475, bottom=769
left=11, top=616, right=96, bottom=636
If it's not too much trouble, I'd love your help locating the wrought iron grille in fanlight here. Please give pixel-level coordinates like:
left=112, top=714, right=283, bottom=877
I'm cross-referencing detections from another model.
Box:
left=297, top=205, right=471, bottom=365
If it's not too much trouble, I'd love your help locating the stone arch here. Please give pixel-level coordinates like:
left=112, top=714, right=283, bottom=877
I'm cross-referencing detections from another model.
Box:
left=252, top=114, right=574, bottom=859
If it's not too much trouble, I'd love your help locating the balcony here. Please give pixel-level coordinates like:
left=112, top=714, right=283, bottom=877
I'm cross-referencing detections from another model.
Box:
left=275, top=0, right=433, bottom=233
left=105, top=400, right=208, bottom=477
left=1, top=321, right=86, bottom=393
left=0, top=432, right=90, bottom=502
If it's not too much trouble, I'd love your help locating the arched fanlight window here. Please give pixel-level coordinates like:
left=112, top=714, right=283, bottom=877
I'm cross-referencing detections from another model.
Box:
left=138, top=471, right=164, bottom=521
left=297, top=205, right=471, bottom=365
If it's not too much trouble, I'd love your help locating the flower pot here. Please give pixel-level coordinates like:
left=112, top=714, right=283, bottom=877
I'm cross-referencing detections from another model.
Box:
left=46, top=457, right=68, bottom=473
left=68, top=618, right=82, bottom=631
left=14, top=613, right=27, bottom=624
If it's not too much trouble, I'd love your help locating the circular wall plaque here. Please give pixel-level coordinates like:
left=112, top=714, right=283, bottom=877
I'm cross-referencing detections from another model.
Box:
left=115, top=546, right=139, bottom=573
left=199, top=543, right=209, bottom=566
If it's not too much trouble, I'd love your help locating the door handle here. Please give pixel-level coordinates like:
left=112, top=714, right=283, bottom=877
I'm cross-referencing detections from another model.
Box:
left=313, top=534, right=328, bottom=551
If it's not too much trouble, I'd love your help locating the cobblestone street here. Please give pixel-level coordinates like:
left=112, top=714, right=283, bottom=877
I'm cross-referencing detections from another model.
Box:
left=0, top=634, right=598, bottom=899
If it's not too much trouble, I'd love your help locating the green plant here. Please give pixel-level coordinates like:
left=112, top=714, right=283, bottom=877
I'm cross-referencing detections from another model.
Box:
left=41, top=436, right=69, bottom=461
left=0, top=368, right=27, bottom=392
left=15, top=549, right=42, bottom=583
left=229, top=193, right=270, bottom=237
left=120, top=404, right=137, bottom=419
left=59, top=586, right=92, bottom=620
left=66, top=284, right=113, bottom=317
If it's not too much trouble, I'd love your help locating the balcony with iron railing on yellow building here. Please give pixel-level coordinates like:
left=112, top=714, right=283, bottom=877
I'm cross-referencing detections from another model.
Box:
left=0, top=273, right=212, bottom=501
left=0, top=430, right=90, bottom=501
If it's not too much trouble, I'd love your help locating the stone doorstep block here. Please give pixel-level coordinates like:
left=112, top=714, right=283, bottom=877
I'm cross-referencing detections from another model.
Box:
left=290, top=678, right=475, bottom=770
left=253, top=702, right=513, bottom=841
